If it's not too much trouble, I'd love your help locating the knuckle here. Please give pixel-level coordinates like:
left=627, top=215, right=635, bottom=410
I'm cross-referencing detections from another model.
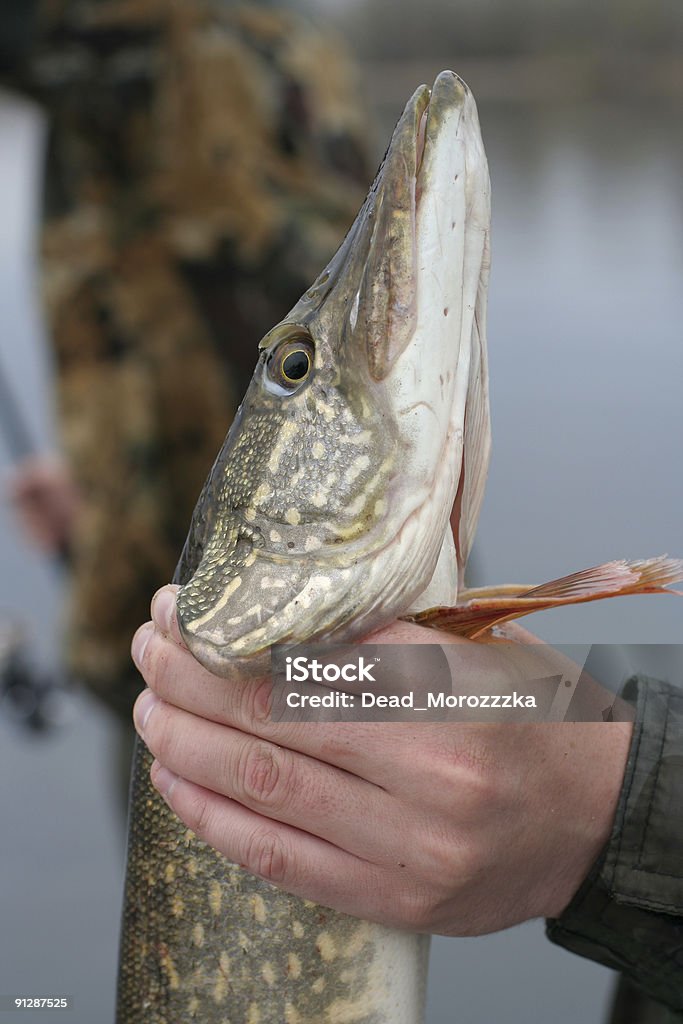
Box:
left=248, top=678, right=273, bottom=725
left=432, top=744, right=501, bottom=815
left=145, top=644, right=174, bottom=699
left=139, top=632, right=171, bottom=690
left=237, top=742, right=285, bottom=807
left=418, top=824, right=462, bottom=883
left=145, top=702, right=180, bottom=765
left=184, top=788, right=214, bottom=842
left=222, top=678, right=271, bottom=731
left=242, top=825, right=288, bottom=883
left=451, top=773, right=497, bottom=823
left=147, top=709, right=173, bottom=761
left=444, top=838, right=481, bottom=888
left=399, top=885, right=437, bottom=931
left=415, top=820, right=484, bottom=895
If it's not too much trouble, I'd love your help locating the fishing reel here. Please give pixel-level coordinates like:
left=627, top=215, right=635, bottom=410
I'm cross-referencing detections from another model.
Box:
left=0, top=618, right=66, bottom=734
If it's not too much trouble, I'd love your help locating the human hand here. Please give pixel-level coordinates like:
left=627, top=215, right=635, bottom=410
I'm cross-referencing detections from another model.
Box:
left=7, top=455, right=80, bottom=553
left=131, top=586, right=633, bottom=935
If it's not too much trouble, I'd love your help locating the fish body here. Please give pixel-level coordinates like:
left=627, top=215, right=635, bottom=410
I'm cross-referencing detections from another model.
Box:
left=116, top=71, right=682, bottom=1023
left=117, top=70, right=488, bottom=1024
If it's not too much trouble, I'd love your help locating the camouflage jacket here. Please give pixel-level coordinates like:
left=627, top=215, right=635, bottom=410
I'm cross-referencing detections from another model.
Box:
left=1, top=0, right=369, bottom=715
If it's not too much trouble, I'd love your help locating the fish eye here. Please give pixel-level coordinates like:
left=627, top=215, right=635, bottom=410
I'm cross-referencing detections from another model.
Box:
left=282, top=347, right=310, bottom=382
left=266, top=335, right=314, bottom=394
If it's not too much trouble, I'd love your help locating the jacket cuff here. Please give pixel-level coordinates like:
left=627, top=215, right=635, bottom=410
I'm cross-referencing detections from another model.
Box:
left=546, top=676, right=683, bottom=1011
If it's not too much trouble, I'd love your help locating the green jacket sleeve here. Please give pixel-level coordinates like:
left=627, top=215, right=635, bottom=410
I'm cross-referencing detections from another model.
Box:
left=547, top=676, right=683, bottom=1011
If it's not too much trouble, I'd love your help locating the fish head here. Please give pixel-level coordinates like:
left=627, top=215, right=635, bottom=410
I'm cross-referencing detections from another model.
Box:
left=176, top=71, right=491, bottom=675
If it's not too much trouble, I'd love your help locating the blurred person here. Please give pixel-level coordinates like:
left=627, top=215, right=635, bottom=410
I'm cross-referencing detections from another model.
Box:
left=0, top=0, right=369, bottom=788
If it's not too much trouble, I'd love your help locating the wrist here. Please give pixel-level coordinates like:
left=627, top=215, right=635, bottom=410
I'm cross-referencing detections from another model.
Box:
left=542, top=720, right=633, bottom=919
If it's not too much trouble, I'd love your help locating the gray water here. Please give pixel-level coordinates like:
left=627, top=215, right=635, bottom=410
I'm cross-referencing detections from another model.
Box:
left=0, top=84, right=681, bottom=1024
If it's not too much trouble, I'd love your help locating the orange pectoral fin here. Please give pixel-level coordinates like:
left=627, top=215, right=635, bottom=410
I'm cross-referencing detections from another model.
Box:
left=407, top=556, right=683, bottom=639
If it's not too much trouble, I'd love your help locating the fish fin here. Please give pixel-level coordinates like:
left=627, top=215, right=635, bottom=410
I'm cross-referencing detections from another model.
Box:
left=459, top=584, right=535, bottom=600
left=407, top=556, right=683, bottom=638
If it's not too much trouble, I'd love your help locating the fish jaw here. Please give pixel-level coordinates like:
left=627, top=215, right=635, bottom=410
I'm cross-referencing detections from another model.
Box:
left=176, top=71, right=491, bottom=674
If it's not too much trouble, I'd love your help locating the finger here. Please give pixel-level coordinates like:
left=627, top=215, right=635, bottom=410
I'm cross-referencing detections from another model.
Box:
left=138, top=591, right=478, bottom=781
left=149, top=764, right=420, bottom=928
left=132, top=624, right=427, bottom=787
left=150, top=584, right=186, bottom=648
left=133, top=688, right=411, bottom=863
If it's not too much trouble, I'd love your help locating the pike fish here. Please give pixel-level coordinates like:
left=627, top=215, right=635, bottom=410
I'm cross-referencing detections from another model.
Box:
left=116, top=71, right=683, bottom=1023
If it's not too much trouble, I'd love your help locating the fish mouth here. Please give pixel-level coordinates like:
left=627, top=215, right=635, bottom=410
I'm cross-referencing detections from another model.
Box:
left=176, top=71, right=491, bottom=672
left=307, top=69, right=482, bottom=382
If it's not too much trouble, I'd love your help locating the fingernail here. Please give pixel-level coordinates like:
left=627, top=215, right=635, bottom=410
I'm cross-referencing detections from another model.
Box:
left=133, top=689, right=158, bottom=736
left=151, top=587, right=176, bottom=636
left=131, top=624, right=153, bottom=669
left=151, top=760, right=179, bottom=800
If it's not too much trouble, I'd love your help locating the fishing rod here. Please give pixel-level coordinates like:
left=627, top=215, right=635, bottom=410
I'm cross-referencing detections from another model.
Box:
left=0, top=348, right=68, bottom=732
left=0, top=346, right=38, bottom=460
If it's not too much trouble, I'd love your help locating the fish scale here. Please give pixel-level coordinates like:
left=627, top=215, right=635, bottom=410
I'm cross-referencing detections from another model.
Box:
left=118, top=741, right=427, bottom=1021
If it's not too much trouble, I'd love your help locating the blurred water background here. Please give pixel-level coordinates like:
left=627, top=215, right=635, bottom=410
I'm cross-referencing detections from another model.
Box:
left=1, top=2, right=682, bottom=1022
